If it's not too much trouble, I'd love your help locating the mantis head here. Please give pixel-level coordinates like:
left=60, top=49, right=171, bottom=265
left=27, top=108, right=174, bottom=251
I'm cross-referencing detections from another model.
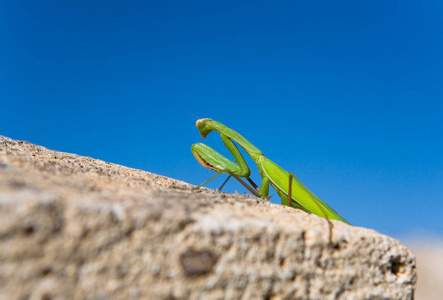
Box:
left=196, top=118, right=214, bottom=139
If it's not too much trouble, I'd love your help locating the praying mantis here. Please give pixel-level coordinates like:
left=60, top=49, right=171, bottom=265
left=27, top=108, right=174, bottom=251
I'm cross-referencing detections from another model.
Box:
left=191, top=118, right=350, bottom=225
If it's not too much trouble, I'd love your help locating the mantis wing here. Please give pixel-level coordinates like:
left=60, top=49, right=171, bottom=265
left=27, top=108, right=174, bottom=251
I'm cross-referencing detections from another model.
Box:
left=259, top=157, right=350, bottom=224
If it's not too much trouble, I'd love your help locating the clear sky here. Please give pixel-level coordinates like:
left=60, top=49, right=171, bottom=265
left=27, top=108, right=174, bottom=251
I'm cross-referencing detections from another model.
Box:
left=2, top=1, right=442, bottom=240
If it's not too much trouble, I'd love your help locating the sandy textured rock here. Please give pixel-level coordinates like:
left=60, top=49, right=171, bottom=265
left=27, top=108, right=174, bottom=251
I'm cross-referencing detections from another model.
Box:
left=0, top=136, right=416, bottom=299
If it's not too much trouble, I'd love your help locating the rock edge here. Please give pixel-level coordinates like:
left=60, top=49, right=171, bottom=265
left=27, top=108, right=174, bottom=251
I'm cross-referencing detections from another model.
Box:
left=0, top=136, right=416, bottom=299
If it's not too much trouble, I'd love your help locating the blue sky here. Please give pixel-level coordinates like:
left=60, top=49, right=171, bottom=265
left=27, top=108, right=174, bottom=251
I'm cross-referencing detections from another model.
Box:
left=2, top=1, right=442, bottom=239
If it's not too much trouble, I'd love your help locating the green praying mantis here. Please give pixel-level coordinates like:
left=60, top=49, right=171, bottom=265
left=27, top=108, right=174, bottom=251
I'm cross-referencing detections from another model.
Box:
left=191, top=118, right=350, bottom=225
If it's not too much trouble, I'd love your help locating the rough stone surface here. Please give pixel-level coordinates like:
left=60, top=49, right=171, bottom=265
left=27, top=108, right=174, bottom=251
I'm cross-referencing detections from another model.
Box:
left=0, top=136, right=416, bottom=299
